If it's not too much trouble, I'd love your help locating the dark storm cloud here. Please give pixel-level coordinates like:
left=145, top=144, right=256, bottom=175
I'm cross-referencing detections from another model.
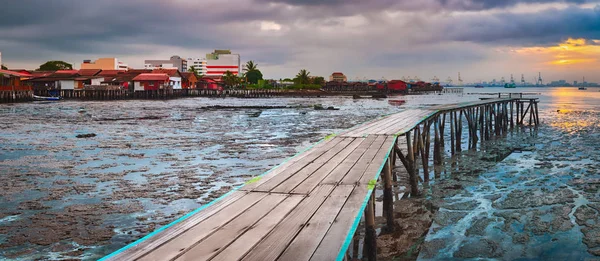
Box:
left=259, top=0, right=589, bottom=11
left=444, top=5, right=600, bottom=45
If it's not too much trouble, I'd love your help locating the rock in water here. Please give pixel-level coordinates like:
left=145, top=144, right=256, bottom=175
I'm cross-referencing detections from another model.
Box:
left=76, top=133, right=96, bottom=138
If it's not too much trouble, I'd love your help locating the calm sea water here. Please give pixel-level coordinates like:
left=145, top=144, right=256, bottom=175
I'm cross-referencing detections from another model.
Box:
left=0, top=87, right=598, bottom=260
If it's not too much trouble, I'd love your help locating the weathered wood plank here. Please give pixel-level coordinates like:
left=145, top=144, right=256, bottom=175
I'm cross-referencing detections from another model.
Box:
left=310, top=185, right=368, bottom=260
left=175, top=194, right=289, bottom=261
left=241, top=185, right=335, bottom=261
left=319, top=135, right=377, bottom=185
left=138, top=192, right=268, bottom=261
left=289, top=138, right=370, bottom=194
left=278, top=185, right=355, bottom=261
left=241, top=137, right=344, bottom=191
left=267, top=138, right=355, bottom=193
left=209, top=195, right=304, bottom=261
left=107, top=191, right=247, bottom=261
left=339, top=136, right=387, bottom=185
left=250, top=138, right=347, bottom=192
left=358, top=136, right=396, bottom=184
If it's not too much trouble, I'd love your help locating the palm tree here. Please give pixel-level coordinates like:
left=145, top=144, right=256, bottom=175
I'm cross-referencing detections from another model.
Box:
left=222, top=71, right=239, bottom=89
left=244, top=61, right=258, bottom=72
left=295, top=69, right=311, bottom=85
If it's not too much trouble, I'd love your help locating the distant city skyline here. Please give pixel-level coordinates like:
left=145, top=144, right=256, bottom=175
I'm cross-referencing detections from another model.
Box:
left=1, top=1, right=599, bottom=82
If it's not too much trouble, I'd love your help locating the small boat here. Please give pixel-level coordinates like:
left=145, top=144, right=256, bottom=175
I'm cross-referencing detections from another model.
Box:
left=33, top=95, right=61, bottom=101
left=578, top=87, right=587, bottom=90
left=504, top=83, right=516, bottom=88
left=474, top=84, right=484, bottom=88
left=388, top=99, right=406, bottom=106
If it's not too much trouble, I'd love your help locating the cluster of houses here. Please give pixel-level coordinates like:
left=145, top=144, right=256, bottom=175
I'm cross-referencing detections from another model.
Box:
left=0, top=68, right=223, bottom=93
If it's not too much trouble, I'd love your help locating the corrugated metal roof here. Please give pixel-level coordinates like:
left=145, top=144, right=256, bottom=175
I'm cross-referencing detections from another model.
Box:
left=132, top=73, right=170, bottom=81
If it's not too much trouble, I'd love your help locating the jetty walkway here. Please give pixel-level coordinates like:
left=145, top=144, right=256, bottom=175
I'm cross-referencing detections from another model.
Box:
left=102, top=97, right=539, bottom=261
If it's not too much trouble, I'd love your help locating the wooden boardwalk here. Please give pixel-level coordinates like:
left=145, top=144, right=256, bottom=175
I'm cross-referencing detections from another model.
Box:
left=102, top=98, right=539, bottom=261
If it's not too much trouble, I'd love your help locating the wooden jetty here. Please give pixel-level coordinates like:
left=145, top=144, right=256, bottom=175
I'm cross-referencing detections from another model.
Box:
left=102, top=97, right=539, bottom=261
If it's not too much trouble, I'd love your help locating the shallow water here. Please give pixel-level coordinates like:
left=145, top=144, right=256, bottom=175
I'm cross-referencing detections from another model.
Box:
left=419, top=87, right=600, bottom=260
left=0, top=87, right=598, bottom=260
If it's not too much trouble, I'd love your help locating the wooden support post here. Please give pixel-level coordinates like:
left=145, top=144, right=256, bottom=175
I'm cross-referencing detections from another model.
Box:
left=382, top=158, right=395, bottom=233
left=419, top=124, right=428, bottom=182
left=392, top=141, right=398, bottom=182
left=450, top=112, right=455, bottom=155
left=439, top=113, right=446, bottom=145
left=455, top=111, right=462, bottom=153
left=534, top=102, right=540, bottom=126
left=406, top=132, right=418, bottom=196
left=433, top=117, right=441, bottom=166
left=364, top=192, right=377, bottom=261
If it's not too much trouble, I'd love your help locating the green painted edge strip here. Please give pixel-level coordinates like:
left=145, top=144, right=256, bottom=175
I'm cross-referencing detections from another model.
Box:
left=335, top=136, right=396, bottom=261
left=100, top=135, right=328, bottom=260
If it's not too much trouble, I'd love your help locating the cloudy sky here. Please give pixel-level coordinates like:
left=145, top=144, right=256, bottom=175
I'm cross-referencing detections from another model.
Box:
left=1, top=0, right=599, bottom=83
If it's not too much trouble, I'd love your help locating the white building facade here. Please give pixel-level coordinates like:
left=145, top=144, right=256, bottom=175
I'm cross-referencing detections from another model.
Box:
left=204, top=50, right=241, bottom=77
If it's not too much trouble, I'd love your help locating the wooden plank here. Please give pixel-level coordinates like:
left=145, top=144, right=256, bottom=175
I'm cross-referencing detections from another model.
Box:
left=378, top=110, right=430, bottom=135
left=209, top=195, right=304, bottom=261
left=358, top=136, right=396, bottom=184
left=264, top=138, right=354, bottom=193
left=248, top=138, right=345, bottom=192
left=339, top=136, right=387, bottom=185
left=138, top=192, right=268, bottom=261
left=241, top=185, right=335, bottom=261
left=278, top=185, right=355, bottom=261
left=310, top=185, right=368, bottom=261
left=242, top=137, right=344, bottom=191
left=107, top=191, right=247, bottom=261
left=288, top=138, right=369, bottom=194
left=175, top=194, right=288, bottom=261
left=319, top=136, right=377, bottom=185
left=369, top=110, right=424, bottom=135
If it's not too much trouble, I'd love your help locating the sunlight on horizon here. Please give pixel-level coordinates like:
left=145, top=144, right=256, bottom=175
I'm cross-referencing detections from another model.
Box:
left=516, top=38, right=600, bottom=67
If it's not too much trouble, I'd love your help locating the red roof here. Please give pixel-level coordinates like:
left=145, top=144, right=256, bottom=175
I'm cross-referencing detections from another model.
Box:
left=97, top=70, right=123, bottom=77
left=132, top=73, right=170, bottom=81
left=78, top=69, right=102, bottom=76
left=152, top=69, right=180, bottom=77
left=30, top=71, right=54, bottom=78
left=0, top=69, right=30, bottom=77
left=332, top=72, right=344, bottom=75
left=55, top=70, right=79, bottom=74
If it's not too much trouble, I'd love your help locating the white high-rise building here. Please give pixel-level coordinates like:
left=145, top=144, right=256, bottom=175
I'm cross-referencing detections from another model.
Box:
left=204, top=50, right=241, bottom=77
left=187, top=58, right=207, bottom=75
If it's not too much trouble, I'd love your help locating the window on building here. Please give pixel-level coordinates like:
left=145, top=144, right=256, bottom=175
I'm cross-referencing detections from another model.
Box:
left=149, top=82, right=154, bottom=86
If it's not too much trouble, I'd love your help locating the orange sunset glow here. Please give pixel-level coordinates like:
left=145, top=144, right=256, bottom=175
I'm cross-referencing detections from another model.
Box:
left=516, top=38, right=600, bottom=67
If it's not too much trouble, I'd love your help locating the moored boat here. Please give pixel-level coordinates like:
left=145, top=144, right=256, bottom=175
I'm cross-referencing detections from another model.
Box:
left=33, top=95, right=61, bottom=101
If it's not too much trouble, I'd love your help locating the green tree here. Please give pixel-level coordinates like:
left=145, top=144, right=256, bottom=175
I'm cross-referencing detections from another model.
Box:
left=294, top=69, right=311, bottom=85
left=37, top=60, right=73, bottom=71
left=188, top=66, right=203, bottom=78
left=1, top=64, right=7, bottom=70
left=312, top=76, right=325, bottom=85
left=222, top=71, right=240, bottom=89
left=244, top=60, right=258, bottom=72
left=245, top=70, right=263, bottom=84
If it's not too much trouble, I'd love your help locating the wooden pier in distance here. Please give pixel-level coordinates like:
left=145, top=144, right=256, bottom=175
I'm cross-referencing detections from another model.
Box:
left=102, top=97, right=539, bottom=261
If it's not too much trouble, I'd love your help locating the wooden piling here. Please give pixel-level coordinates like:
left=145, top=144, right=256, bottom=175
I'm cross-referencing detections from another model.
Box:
left=364, top=192, right=377, bottom=261
left=382, top=158, right=394, bottom=233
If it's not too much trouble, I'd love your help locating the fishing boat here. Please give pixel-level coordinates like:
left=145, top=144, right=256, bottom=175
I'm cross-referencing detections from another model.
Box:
left=33, top=95, right=61, bottom=101
left=504, top=83, right=516, bottom=88
left=388, top=99, right=406, bottom=106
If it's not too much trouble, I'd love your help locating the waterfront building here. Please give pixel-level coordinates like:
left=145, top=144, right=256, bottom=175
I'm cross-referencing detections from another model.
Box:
left=132, top=73, right=170, bottom=91
left=180, top=72, right=198, bottom=89
left=205, top=50, right=240, bottom=77
left=144, top=55, right=187, bottom=71
left=329, top=72, right=347, bottom=82
left=81, top=58, right=128, bottom=71
left=187, top=58, right=207, bottom=75
left=151, top=69, right=182, bottom=89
